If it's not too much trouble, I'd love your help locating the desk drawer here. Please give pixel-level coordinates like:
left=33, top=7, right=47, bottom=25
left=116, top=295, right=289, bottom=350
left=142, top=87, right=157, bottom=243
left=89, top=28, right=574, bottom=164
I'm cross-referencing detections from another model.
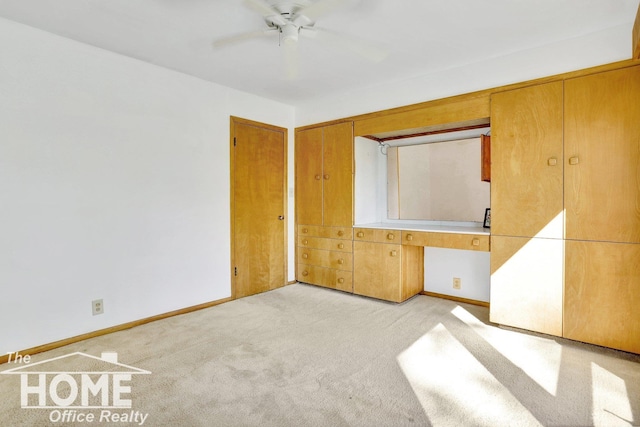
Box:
left=298, top=235, right=352, bottom=252
left=353, top=228, right=401, bottom=244
left=298, top=248, right=353, bottom=271
left=298, top=264, right=353, bottom=293
left=298, top=225, right=352, bottom=240
left=402, top=231, right=490, bottom=251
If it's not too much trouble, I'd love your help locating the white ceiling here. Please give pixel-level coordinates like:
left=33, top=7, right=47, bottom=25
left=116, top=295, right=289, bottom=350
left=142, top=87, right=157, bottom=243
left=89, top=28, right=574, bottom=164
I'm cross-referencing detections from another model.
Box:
left=0, top=0, right=638, bottom=106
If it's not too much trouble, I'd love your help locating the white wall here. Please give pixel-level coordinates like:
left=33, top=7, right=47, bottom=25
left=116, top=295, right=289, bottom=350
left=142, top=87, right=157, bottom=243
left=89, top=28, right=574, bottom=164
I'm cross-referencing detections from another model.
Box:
left=0, top=17, right=295, bottom=355
left=425, top=248, right=491, bottom=302
left=295, top=24, right=633, bottom=126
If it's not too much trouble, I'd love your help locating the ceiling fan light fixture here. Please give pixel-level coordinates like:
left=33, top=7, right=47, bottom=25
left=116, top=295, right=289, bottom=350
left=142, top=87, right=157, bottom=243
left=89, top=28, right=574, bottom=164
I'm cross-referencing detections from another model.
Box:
left=281, top=23, right=299, bottom=44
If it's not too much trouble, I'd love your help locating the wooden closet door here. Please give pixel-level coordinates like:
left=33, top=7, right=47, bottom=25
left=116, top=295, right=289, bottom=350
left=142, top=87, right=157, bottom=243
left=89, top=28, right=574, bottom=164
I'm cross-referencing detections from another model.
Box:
left=322, top=122, right=353, bottom=227
left=490, top=81, right=564, bottom=239
left=564, top=240, right=640, bottom=354
left=233, top=119, right=286, bottom=298
left=490, top=235, right=564, bottom=336
left=564, top=66, right=640, bottom=243
left=295, top=127, right=323, bottom=226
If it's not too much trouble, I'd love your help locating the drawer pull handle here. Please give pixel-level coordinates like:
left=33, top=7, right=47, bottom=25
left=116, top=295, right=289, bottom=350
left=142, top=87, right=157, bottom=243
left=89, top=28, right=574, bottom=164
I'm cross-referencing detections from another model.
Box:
left=390, top=250, right=397, bottom=257
left=547, top=157, right=557, bottom=166
left=302, top=228, right=308, bottom=234
left=302, top=253, right=309, bottom=259
left=302, top=270, right=309, bottom=277
left=337, top=230, right=344, bottom=237
left=337, top=278, right=345, bottom=284
left=569, top=156, right=579, bottom=165
left=387, top=233, right=395, bottom=240
left=302, top=239, right=308, bottom=245
left=324, top=174, right=330, bottom=180
left=338, top=258, right=344, bottom=265
left=315, top=175, right=321, bottom=180
left=338, top=243, right=344, bottom=249
left=357, top=232, right=364, bottom=238
left=406, top=234, right=413, bottom=241
left=472, top=238, right=480, bottom=246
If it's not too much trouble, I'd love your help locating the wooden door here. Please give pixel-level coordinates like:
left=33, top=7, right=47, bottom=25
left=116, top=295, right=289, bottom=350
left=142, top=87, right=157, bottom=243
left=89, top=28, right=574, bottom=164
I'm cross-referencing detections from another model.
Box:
left=564, top=240, right=640, bottom=354
left=490, top=82, right=564, bottom=239
left=564, top=66, right=640, bottom=243
left=323, top=122, right=354, bottom=227
left=232, top=118, right=287, bottom=298
left=295, top=127, right=323, bottom=226
left=490, top=235, right=564, bottom=336
left=353, top=241, right=402, bottom=302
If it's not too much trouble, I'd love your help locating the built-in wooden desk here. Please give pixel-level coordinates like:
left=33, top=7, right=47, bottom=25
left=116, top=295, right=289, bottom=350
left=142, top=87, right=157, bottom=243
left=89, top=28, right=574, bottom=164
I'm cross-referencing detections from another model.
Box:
left=353, top=222, right=490, bottom=303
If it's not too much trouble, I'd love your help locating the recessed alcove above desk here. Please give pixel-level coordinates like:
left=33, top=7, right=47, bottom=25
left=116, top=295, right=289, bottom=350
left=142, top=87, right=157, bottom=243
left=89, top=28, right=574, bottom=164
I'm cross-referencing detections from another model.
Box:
left=354, top=127, right=491, bottom=304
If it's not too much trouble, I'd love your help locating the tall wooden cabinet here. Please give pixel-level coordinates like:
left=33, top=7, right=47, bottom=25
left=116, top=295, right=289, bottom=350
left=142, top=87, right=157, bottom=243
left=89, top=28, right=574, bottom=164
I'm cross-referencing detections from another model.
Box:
left=295, top=122, right=354, bottom=290
left=490, top=65, right=640, bottom=353
left=490, top=81, right=565, bottom=336
left=562, top=66, right=640, bottom=353
left=295, top=122, right=353, bottom=227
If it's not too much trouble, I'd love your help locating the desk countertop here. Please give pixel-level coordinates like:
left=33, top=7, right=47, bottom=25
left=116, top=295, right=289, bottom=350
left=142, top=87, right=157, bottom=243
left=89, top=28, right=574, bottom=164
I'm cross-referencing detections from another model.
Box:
left=353, top=221, right=490, bottom=236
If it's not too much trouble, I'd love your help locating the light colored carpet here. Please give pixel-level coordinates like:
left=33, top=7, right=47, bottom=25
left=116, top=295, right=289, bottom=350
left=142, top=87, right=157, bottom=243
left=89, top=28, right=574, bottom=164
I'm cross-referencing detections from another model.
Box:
left=1, top=283, right=639, bottom=426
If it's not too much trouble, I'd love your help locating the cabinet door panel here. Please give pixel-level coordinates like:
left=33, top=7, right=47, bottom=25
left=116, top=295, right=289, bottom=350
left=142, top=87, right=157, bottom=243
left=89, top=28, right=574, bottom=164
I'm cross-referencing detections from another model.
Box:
left=564, top=66, right=640, bottom=243
left=564, top=240, right=640, bottom=354
left=490, top=236, right=563, bottom=336
left=353, top=241, right=402, bottom=302
left=490, top=82, right=564, bottom=239
left=323, top=122, right=353, bottom=227
left=296, top=128, right=324, bottom=225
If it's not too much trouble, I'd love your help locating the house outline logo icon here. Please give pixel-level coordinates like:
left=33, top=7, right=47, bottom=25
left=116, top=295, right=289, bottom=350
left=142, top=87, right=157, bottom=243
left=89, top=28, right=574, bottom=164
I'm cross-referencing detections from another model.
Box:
left=1, top=351, right=150, bottom=414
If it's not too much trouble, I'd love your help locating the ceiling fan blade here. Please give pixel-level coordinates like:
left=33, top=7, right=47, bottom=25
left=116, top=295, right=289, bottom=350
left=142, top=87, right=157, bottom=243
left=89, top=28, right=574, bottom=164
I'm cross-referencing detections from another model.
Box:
left=213, top=28, right=278, bottom=48
left=243, top=0, right=287, bottom=26
left=300, top=27, right=388, bottom=62
left=292, top=0, right=350, bottom=26
left=283, top=41, right=299, bottom=80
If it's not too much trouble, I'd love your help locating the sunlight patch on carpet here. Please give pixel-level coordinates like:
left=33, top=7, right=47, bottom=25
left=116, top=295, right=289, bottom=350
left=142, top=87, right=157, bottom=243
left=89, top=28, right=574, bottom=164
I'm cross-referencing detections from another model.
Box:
left=591, top=362, right=634, bottom=426
left=397, top=323, right=542, bottom=427
left=451, top=305, right=562, bottom=396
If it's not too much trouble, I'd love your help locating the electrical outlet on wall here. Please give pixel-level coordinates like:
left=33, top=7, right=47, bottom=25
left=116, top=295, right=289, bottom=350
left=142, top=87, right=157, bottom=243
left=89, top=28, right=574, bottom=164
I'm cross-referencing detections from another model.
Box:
left=92, top=299, right=104, bottom=316
left=453, top=278, right=461, bottom=290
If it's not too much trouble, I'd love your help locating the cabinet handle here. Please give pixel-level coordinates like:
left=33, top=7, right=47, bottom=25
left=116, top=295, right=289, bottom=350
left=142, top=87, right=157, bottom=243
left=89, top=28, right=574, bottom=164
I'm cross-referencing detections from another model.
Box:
left=547, top=157, right=557, bottom=166
left=472, top=238, right=480, bottom=246
left=315, top=175, right=321, bottom=180
left=569, top=156, right=579, bottom=165
left=406, top=234, right=413, bottom=241
left=324, top=174, right=330, bottom=180
left=387, top=233, right=395, bottom=240
left=302, top=270, right=309, bottom=277
left=390, top=250, right=397, bottom=257
left=302, top=228, right=308, bottom=234
left=338, top=258, right=344, bottom=265
left=302, top=239, right=308, bottom=245
left=302, top=253, right=309, bottom=259
left=338, top=243, right=344, bottom=249
left=337, top=278, right=345, bottom=284
left=357, top=232, right=364, bottom=238
left=337, top=230, right=344, bottom=237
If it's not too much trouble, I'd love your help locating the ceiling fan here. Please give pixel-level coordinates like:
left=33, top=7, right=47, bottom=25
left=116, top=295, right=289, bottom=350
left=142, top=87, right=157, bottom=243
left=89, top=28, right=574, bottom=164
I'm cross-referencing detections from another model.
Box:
left=213, top=0, right=387, bottom=78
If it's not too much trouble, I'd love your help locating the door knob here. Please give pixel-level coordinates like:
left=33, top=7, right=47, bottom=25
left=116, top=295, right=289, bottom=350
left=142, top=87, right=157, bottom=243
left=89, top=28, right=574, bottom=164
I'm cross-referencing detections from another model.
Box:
left=278, top=215, right=285, bottom=220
